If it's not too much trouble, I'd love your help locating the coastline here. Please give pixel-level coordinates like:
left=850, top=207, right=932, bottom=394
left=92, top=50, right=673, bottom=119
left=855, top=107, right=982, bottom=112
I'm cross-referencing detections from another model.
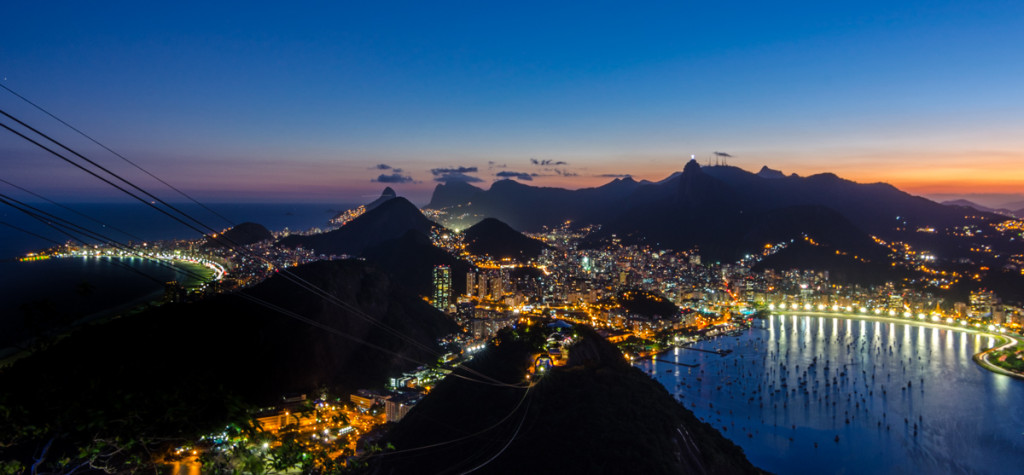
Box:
left=768, top=310, right=1024, bottom=379
left=974, top=335, right=1024, bottom=381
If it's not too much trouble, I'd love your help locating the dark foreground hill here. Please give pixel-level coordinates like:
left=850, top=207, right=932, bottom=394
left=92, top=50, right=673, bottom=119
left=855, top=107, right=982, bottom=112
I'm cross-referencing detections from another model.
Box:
left=462, top=217, right=549, bottom=260
left=361, top=229, right=473, bottom=297
left=370, top=325, right=762, bottom=475
left=278, top=197, right=438, bottom=256
left=202, top=221, right=273, bottom=248
left=0, top=260, right=455, bottom=473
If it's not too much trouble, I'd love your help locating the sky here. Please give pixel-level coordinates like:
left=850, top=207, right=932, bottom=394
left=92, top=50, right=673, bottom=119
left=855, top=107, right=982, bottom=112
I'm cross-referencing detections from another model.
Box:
left=1, top=1, right=1023, bottom=206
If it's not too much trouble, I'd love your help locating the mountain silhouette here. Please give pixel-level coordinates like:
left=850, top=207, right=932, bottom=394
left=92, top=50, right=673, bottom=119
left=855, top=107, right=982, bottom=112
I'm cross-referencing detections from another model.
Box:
left=425, top=181, right=484, bottom=209
left=330, top=186, right=398, bottom=223
left=941, top=199, right=1017, bottom=217
left=426, top=176, right=640, bottom=230
left=202, top=221, right=273, bottom=248
left=756, top=165, right=785, bottom=179
left=699, top=165, right=985, bottom=237
left=365, top=186, right=398, bottom=211
left=373, top=325, right=760, bottom=474
left=462, top=217, right=549, bottom=260
left=423, top=160, right=997, bottom=262
left=278, top=197, right=437, bottom=256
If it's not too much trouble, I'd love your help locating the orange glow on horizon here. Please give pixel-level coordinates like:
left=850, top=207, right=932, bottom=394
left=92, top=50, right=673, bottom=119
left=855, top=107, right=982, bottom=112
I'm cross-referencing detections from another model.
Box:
left=518, top=160, right=1024, bottom=197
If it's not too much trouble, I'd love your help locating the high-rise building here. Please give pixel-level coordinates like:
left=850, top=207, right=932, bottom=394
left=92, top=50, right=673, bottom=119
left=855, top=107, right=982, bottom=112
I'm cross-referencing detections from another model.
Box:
left=466, top=271, right=476, bottom=296
left=433, top=265, right=451, bottom=310
left=969, top=290, right=996, bottom=319
left=489, top=273, right=504, bottom=299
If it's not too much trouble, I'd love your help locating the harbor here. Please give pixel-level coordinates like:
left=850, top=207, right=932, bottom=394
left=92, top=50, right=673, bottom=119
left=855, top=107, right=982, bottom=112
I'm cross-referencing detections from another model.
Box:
left=635, top=313, right=1024, bottom=474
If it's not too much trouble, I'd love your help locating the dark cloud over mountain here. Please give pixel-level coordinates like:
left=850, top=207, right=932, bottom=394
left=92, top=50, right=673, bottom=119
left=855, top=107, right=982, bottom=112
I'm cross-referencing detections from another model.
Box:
left=496, top=171, right=535, bottom=181
left=434, top=172, right=483, bottom=183
left=431, top=165, right=482, bottom=183
left=431, top=166, right=478, bottom=175
left=373, top=173, right=414, bottom=183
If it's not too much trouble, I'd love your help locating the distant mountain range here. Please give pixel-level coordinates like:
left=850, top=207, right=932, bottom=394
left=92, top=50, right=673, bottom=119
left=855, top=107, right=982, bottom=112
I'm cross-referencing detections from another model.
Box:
left=275, top=169, right=1023, bottom=302
left=424, top=160, right=994, bottom=262
left=425, top=175, right=645, bottom=232
left=940, top=199, right=1022, bottom=218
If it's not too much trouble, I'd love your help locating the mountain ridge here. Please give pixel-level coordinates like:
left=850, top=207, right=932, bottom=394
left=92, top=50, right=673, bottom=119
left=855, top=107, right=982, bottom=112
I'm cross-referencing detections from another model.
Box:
left=462, top=217, right=549, bottom=260
left=422, top=160, right=1000, bottom=261
left=203, top=221, right=273, bottom=248
left=373, top=325, right=763, bottom=474
left=278, top=197, right=438, bottom=256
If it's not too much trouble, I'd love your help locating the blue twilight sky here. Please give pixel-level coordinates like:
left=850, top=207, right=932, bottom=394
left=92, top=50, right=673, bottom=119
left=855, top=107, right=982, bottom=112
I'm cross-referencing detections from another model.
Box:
left=1, top=1, right=1023, bottom=206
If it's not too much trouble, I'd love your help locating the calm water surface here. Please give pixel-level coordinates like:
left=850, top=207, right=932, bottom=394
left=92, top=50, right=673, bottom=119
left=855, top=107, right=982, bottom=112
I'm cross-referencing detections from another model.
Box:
left=0, top=202, right=351, bottom=258
left=636, top=314, right=1024, bottom=474
left=1, top=202, right=356, bottom=353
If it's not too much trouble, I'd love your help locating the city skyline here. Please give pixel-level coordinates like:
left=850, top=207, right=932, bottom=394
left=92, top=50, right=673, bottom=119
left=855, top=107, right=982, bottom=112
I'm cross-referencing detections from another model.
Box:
left=2, top=1, right=1023, bottom=205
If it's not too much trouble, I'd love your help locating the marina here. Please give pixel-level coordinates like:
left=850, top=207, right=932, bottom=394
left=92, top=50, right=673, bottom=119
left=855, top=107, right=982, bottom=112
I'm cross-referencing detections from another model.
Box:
left=636, top=313, right=1024, bottom=474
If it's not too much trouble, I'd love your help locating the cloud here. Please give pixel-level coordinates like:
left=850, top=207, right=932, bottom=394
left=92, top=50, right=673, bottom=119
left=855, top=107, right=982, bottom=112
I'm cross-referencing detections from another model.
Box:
left=496, top=171, right=535, bottom=181
left=713, top=151, right=732, bottom=158
left=597, top=173, right=632, bottom=178
left=372, top=163, right=402, bottom=173
left=372, top=173, right=414, bottom=183
left=487, top=161, right=507, bottom=169
left=530, top=158, right=568, bottom=166
left=431, top=166, right=478, bottom=176
left=431, top=165, right=482, bottom=183
left=553, top=169, right=578, bottom=177
left=434, top=172, right=483, bottom=183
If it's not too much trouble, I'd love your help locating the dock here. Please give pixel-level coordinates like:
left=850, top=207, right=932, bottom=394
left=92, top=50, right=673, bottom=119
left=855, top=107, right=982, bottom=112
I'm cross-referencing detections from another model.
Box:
left=651, top=358, right=699, bottom=367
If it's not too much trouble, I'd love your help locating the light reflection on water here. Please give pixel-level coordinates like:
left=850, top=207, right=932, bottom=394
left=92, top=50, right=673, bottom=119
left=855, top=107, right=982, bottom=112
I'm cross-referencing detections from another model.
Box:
left=167, top=462, right=201, bottom=475
left=637, top=314, right=1024, bottom=474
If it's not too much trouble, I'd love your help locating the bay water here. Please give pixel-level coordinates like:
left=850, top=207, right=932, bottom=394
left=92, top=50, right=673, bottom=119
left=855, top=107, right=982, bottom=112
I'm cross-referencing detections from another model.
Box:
left=636, top=314, right=1024, bottom=474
